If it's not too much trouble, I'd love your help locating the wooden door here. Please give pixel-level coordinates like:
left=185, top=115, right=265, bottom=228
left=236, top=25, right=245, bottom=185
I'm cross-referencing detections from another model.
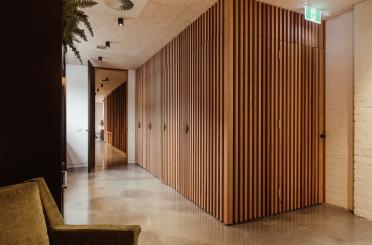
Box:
left=136, top=70, right=143, bottom=166
left=161, top=44, right=181, bottom=189
left=318, top=48, right=325, bottom=203
left=143, top=74, right=149, bottom=170
left=87, top=61, right=95, bottom=172
left=153, top=59, right=163, bottom=178
left=180, top=51, right=190, bottom=197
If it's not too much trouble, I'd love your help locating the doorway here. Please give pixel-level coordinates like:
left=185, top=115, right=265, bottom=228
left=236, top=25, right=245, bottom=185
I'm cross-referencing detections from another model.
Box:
left=88, top=63, right=128, bottom=172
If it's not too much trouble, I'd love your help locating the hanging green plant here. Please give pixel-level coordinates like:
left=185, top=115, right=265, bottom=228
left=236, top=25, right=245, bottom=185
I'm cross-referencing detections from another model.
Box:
left=62, top=0, right=97, bottom=65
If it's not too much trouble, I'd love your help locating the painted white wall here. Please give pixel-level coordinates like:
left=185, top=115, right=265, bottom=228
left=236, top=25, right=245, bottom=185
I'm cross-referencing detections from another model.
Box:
left=325, top=11, right=354, bottom=210
left=354, top=0, right=372, bottom=221
left=127, top=70, right=136, bottom=163
left=66, top=64, right=88, bottom=166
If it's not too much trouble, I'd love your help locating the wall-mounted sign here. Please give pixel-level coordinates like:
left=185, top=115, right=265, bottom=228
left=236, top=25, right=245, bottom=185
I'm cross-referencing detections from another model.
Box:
left=305, top=5, right=322, bottom=24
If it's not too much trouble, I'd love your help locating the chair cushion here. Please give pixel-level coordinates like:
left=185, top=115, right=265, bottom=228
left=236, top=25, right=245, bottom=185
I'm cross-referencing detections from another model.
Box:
left=0, top=182, right=49, bottom=245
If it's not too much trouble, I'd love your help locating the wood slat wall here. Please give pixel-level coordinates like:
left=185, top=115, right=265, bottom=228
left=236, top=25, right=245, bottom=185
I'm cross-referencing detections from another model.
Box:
left=136, top=0, right=325, bottom=225
left=136, top=0, right=226, bottom=221
left=229, top=0, right=325, bottom=224
left=104, top=83, right=128, bottom=154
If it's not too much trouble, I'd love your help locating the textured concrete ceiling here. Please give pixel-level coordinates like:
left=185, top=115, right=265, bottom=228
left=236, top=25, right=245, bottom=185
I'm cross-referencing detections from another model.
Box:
left=95, top=68, right=127, bottom=103
left=259, top=0, right=363, bottom=19
left=65, top=0, right=217, bottom=70
left=66, top=0, right=361, bottom=70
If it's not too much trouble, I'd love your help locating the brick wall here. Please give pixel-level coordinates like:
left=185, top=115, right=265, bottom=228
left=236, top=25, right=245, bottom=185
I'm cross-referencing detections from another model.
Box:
left=354, top=0, right=372, bottom=220
left=325, top=11, right=354, bottom=209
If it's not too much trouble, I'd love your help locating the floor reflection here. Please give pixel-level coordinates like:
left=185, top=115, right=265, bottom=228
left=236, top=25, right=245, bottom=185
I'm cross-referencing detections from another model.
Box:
left=64, top=163, right=372, bottom=245
left=95, top=139, right=127, bottom=169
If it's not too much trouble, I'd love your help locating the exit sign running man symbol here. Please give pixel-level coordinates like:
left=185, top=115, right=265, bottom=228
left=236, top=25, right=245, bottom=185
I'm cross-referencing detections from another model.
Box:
left=305, top=5, right=322, bottom=24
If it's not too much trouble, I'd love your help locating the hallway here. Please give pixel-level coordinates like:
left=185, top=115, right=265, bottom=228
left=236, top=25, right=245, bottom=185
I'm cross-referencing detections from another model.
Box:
left=64, top=163, right=372, bottom=245
left=95, top=140, right=127, bottom=169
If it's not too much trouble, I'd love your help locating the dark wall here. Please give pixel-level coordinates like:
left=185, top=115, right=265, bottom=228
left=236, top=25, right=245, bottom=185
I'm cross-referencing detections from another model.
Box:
left=0, top=0, right=62, bottom=207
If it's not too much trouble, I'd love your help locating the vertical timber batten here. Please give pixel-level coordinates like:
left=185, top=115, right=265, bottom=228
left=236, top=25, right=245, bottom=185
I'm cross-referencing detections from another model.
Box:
left=135, top=0, right=325, bottom=225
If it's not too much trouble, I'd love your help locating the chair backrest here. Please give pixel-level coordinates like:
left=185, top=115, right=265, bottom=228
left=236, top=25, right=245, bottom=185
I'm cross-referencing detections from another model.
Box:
left=27, top=178, right=64, bottom=229
left=0, top=182, right=50, bottom=245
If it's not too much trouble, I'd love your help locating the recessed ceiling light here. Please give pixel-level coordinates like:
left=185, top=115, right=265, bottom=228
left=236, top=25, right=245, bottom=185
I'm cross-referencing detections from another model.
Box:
left=118, top=17, right=124, bottom=27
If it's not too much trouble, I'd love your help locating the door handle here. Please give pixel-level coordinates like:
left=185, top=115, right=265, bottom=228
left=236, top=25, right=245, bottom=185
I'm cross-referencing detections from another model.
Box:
left=182, top=122, right=189, bottom=134
left=163, top=123, right=167, bottom=131
left=138, top=122, right=141, bottom=129
left=148, top=122, right=152, bottom=130
left=320, top=133, right=325, bottom=139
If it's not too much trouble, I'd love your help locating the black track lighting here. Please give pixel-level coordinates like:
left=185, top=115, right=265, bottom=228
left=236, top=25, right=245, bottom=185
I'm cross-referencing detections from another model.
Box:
left=105, top=41, right=111, bottom=48
left=118, top=17, right=124, bottom=27
left=98, top=56, right=103, bottom=61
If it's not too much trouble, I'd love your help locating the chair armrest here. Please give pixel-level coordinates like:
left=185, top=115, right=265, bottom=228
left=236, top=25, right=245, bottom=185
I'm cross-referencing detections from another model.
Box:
left=50, top=224, right=141, bottom=245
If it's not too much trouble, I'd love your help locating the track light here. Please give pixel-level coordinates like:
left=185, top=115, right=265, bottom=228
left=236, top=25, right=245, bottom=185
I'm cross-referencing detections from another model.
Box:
left=118, top=17, right=124, bottom=27
left=105, top=41, right=111, bottom=48
left=98, top=56, right=103, bottom=61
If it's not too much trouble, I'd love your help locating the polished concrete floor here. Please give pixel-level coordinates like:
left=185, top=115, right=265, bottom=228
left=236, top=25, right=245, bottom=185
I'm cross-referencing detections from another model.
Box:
left=64, top=144, right=372, bottom=245
left=95, top=139, right=127, bottom=169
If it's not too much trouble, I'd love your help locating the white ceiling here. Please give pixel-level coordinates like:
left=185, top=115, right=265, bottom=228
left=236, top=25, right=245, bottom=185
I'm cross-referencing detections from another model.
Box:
left=66, top=0, right=362, bottom=70
left=259, top=0, right=364, bottom=18
left=65, top=0, right=217, bottom=70
left=95, top=68, right=127, bottom=103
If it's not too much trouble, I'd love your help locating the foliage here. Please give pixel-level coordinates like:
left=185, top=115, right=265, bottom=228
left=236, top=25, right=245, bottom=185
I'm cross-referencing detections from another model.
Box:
left=62, top=0, right=97, bottom=64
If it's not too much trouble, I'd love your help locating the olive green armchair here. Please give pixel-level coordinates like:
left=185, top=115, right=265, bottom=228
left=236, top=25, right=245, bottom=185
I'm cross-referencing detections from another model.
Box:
left=0, top=178, right=141, bottom=245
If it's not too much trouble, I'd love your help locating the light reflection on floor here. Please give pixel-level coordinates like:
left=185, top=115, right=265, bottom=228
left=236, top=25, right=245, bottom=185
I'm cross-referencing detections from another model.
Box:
left=95, top=140, right=127, bottom=170
left=64, top=143, right=372, bottom=245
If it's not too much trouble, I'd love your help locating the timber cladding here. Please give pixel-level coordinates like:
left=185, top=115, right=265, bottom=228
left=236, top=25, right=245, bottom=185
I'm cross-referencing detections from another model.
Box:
left=104, top=83, right=128, bottom=154
left=136, top=0, right=325, bottom=225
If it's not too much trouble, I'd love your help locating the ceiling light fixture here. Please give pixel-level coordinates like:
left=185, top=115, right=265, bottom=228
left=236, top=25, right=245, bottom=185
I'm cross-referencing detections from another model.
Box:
left=118, top=17, right=124, bottom=26
left=97, top=41, right=112, bottom=49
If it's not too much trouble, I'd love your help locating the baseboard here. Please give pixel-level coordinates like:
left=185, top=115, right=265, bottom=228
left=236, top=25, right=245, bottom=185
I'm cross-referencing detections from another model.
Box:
left=67, top=163, right=88, bottom=170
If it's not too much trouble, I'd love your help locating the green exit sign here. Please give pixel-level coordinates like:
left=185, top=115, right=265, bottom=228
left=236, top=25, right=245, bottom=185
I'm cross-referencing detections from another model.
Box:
left=305, top=5, right=322, bottom=24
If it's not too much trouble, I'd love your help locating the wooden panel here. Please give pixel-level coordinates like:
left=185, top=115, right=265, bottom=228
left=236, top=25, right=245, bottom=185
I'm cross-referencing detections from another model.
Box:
left=135, top=69, right=143, bottom=166
left=88, top=62, right=96, bottom=172
left=136, top=0, right=226, bottom=222
left=104, top=83, right=128, bottom=155
left=230, top=0, right=325, bottom=223
left=135, top=0, right=325, bottom=225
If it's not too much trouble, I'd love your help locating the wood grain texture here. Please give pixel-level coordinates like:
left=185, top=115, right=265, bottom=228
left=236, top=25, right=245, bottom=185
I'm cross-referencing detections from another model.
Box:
left=136, top=0, right=325, bottom=225
left=230, top=0, right=325, bottom=223
left=104, top=83, right=128, bottom=155
left=136, top=0, right=226, bottom=222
